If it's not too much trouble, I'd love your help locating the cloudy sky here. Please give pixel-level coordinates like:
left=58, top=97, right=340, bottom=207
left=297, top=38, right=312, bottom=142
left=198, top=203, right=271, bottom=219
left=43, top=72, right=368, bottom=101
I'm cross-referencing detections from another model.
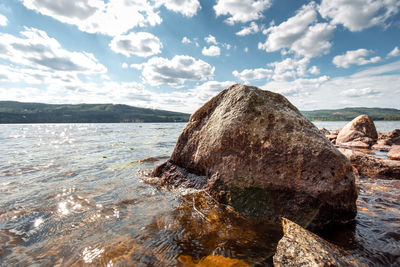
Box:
left=0, top=0, right=399, bottom=113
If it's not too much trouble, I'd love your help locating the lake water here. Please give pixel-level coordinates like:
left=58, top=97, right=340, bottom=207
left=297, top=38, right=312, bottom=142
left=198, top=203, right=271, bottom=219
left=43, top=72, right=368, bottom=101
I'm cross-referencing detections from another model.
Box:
left=0, top=122, right=399, bottom=266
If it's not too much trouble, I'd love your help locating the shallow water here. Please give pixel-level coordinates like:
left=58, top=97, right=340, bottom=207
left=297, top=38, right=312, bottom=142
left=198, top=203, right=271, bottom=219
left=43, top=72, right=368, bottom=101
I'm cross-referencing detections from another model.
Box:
left=0, top=122, right=399, bottom=266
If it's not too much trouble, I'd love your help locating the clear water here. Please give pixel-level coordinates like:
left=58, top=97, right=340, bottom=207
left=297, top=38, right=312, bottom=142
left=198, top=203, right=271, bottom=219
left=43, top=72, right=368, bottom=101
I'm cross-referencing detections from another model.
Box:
left=0, top=122, right=399, bottom=266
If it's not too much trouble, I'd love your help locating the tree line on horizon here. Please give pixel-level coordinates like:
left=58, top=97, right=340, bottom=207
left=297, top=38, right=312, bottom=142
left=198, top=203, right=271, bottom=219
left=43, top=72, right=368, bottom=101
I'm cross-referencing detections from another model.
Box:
left=0, top=101, right=399, bottom=123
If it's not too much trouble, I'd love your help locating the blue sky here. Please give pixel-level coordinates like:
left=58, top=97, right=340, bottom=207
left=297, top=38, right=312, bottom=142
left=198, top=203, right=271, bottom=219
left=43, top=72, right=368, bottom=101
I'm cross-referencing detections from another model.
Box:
left=0, top=0, right=399, bottom=113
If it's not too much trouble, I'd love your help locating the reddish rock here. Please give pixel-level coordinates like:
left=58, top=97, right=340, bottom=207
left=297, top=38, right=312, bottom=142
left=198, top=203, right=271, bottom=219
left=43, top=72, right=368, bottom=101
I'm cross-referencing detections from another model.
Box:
left=319, top=128, right=330, bottom=135
left=339, top=141, right=371, bottom=149
left=371, top=140, right=391, bottom=152
left=330, top=129, right=341, bottom=135
left=273, top=218, right=363, bottom=267
left=388, top=145, right=400, bottom=161
left=154, top=84, right=357, bottom=228
left=378, top=129, right=400, bottom=146
left=339, top=148, right=400, bottom=179
left=336, top=115, right=378, bottom=147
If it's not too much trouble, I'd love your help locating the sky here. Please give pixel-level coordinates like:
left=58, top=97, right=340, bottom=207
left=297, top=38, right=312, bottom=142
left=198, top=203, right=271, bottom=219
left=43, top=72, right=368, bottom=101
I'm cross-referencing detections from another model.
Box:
left=0, top=0, right=399, bottom=113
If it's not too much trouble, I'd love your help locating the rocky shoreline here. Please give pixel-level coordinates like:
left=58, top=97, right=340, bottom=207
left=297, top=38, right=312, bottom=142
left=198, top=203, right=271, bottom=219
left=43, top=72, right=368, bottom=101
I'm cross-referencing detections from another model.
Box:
left=151, top=84, right=399, bottom=266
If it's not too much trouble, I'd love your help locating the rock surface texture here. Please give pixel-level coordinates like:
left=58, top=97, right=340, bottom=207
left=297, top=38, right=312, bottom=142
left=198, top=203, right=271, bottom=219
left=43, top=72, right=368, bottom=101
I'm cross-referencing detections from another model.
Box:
left=336, top=115, right=378, bottom=147
left=154, top=84, right=357, bottom=227
left=388, top=145, right=400, bottom=161
left=273, top=218, right=364, bottom=267
left=340, top=148, right=400, bottom=179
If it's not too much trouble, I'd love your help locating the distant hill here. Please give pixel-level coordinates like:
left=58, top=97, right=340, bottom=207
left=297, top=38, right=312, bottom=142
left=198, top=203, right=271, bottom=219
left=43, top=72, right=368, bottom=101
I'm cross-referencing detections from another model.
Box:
left=0, top=101, right=190, bottom=123
left=301, top=107, right=400, bottom=121
left=1, top=102, right=399, bottom=123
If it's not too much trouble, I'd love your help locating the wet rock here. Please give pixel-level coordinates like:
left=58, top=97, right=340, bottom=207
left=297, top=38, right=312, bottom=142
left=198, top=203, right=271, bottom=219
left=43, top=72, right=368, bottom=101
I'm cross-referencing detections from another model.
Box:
left=339, top=148, right=400, bottom=179
left=371, top=140, right=392, bottom=152
left=330, top=129, right=341, bottom=135
left=336, top=115, right=378, bottom=147
left=378, top=129, right=400, bottom=145
left=273, top=218, right=364, bottom=267
left=339, top=141, right=371, bottom=149
left=319, top=128, right=330, bottom=135
left=325, top=134, right=337, bottom=142
left=154, top=84, right=357, bottom=228
left=388, top=145, right=400, bottom=161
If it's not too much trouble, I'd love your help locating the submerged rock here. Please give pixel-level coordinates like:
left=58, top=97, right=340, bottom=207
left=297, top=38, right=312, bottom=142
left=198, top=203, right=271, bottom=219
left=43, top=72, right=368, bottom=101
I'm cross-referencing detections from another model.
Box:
left=388, top=145, right=400, bottom=161
left=336, top=115, right=378, bottom=147
left=339, top=148, right=400, bottom=179
left=273, top=218, right=364, bottom=267
left=154, top=84, right=357, bottom=228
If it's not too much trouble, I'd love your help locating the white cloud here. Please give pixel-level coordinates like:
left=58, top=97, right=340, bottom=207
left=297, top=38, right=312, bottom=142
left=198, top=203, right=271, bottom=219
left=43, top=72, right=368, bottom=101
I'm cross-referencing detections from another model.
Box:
left=258, top=2, right=335, bottom=58
left=202, top=45, right=221, bottom=56
left=156, top=0, right=201, bottom=17
left=387, top=46, right=400, bottom=58
left=263, top=75, right=329, bottom=98
left=130, top=63, right=143, bottom=70
left=340, top=88, right=381, bottom=98
left=122, top=63, right=128, bottom=69
left=152, top=80, right=235, bottom=113
left=264, top=60, right=400, bottom=110
left=236, top=22, right=259, bottom=36
left=214, top=0, right=272, bottom=25
left=0, top=27, right=106, bottom=73
left=232, top=68, right=272, bottom=82
left=22, top=0, right=162, bottom=36
left=308, top=65, right=320, bottom=75
left=109, top=32, right=162, bottom=58
left=0, top=14, right=8, bottom=26
left=319, top=0, right=400, bottom=32
left=205, top=34, right=218, bottom=45
left=289, top=23, right=335, bottom=58
left=268, top=57, right=311, bottom=81
left=182, top=36, right=191, bottom=44
left=332, top=49, right=381, bottom=68
left=244, top=47, right=249, bottom=53
left=139, top=55, right=215, bottom=86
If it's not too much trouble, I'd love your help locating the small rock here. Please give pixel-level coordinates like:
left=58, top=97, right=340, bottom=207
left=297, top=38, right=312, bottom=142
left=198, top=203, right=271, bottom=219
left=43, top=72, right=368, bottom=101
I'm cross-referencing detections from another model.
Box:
left=339, top=148, right=400, bottom=179
left=338, top=141, right=370, bottom=149
left=325, top=134, right=337, bottom=141
left=273, top=218, right=364, bottom=267
left=371, top=143, right=391, bottom=152
left=336, top=115, right=378, bottom=147
left=378, top=129, right=400, bottom=146
left=140, top=157, right=159, bottom=163
left=330, top=129, right=340, bottom=135
left=388, top=145, right=400, bottom=161
left=319, top=128, right=330, bottom=135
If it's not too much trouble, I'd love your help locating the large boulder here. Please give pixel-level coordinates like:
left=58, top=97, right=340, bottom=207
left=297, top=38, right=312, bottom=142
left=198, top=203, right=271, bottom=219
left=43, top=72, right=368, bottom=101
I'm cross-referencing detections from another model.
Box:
left=339, top=148, right=400, bottom=179
left=336, top=115, right=378, bottom=147
left=273, top=218, right=363, bottom=267
left=154, top=84, right=357, bottom=228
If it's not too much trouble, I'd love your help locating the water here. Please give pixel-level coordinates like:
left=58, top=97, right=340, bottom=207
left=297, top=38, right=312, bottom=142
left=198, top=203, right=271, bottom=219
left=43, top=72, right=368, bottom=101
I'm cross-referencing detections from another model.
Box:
left=0, top=122, right=399, bottom=266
